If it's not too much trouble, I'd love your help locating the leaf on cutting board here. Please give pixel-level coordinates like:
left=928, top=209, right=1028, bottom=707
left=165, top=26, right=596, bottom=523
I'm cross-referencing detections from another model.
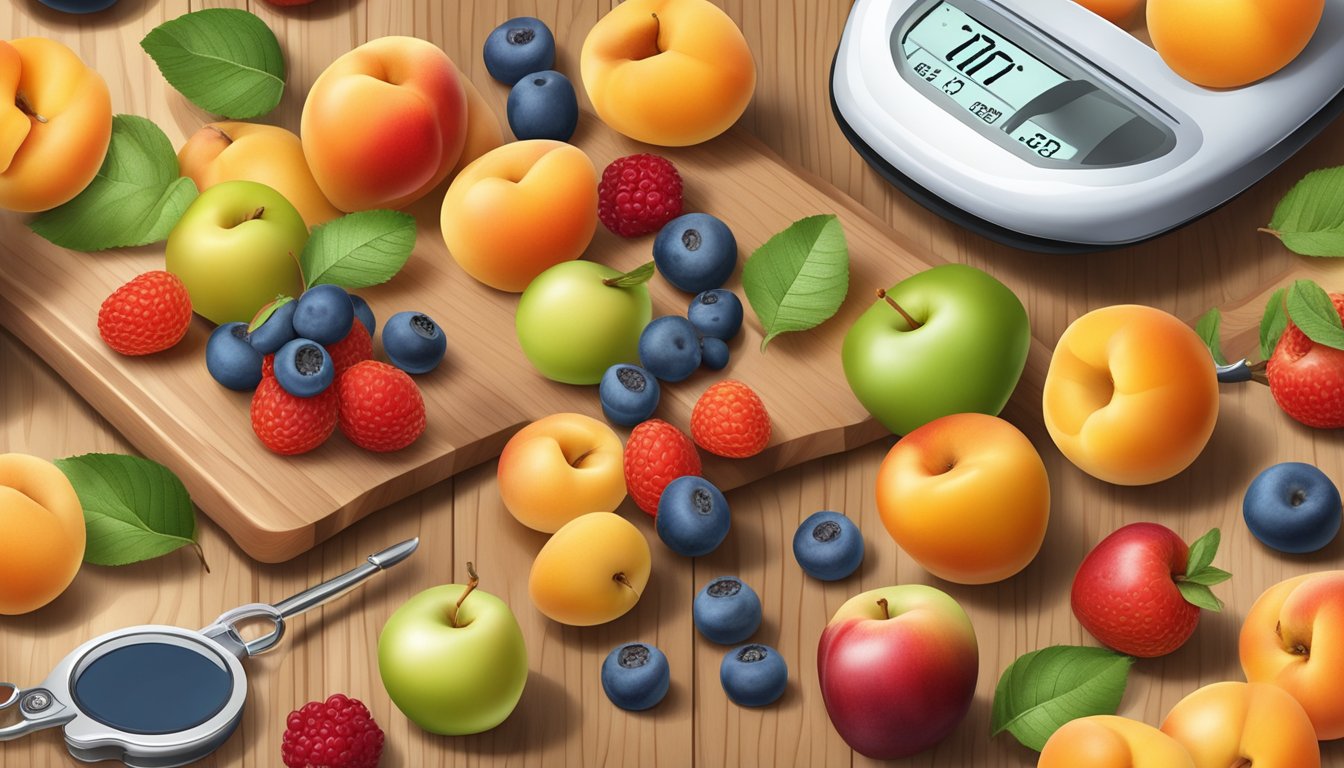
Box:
left=1262, top=167, right=1344, bottom=257
left=28, top=115, right=198, bottom=251
left=301, top=210, right=417, bottom=289
left=1194, top=308, right=1228, bottom=366
left=140, top=8, right=285, bottom=119
left=1260, top=287, right=1288, bottom=360
left=742, top=214, right=850, bottom=351
left=990, top=645, right=1134, bottom=752
left=1285, top=279, right=1344, bottom=352
left=54, top=454, right=208, bottom=571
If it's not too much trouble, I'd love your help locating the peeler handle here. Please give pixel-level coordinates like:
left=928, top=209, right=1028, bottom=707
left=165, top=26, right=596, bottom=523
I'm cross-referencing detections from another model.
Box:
left=271, top=538, right=419, bottom=621
left=0, top=683, right=75, bottom=741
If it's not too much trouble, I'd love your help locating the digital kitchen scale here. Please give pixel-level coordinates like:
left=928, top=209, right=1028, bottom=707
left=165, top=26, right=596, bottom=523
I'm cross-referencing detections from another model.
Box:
left=831, top=0, right=1344, bottom=252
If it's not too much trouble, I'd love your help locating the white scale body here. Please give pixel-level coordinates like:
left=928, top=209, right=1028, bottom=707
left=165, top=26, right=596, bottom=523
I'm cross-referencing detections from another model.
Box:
left=831, top=0, right=1344, bottom=251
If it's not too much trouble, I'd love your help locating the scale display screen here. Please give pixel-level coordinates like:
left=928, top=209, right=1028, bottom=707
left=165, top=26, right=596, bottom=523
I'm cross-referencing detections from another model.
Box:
left=902, top=2, right=1078, bottom=160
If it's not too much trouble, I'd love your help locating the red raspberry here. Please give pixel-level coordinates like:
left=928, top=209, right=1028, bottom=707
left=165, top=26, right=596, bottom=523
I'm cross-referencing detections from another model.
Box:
left=251, top=377, right=339, bottom=455
left=624, top=419, right=701, bottom=515
left=598, top=153, right=683, bottom=237
left=97, top=270, right=192, bottom=356
left=262, top=354, right=275, bottom=379
left=326, top=325, right=373, bottom=375
left=1267, top=291, right=1344, bottom=428
left=690, top=379, right=771, bottom=459
left=281, top=693, right=383, bottom=768
left=337, top=361, right=426, bottom=452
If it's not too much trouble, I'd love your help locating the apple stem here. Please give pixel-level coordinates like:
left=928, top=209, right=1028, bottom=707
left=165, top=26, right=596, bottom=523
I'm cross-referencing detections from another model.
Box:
left=450, top=561, right=480, bottom=629
left=876, top=289, right=922, bottom=330
left=248, top=206, right=266, bottom=222
left=613, top=572, right=640, bottom=596
left=14, top=93, right=47, bottom=124
left=876, top=597, right=890, bottom=620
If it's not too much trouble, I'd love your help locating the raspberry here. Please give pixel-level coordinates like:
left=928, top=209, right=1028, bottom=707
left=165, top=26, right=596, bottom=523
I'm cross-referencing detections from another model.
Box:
left=690, top=380, right=771, bottom=459
left=1267, top=292, right=1344, bottom=428
left=326, top=324, right=373, bottom=375
left=598, top=154, right=683, bottom=237
left=251, top=376, right=339, bottom=455
left=262, top=354, right=275, bottom=379
left=97, top=270, right=193, bottom=356
left=281, top=693, right=383, bottom=768
left=337, top=361, right=426, bottom=452
left=624, top=419, right=701, bottom=515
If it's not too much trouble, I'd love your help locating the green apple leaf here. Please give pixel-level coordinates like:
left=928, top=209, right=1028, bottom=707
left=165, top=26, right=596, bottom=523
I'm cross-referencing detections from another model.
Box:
left=301, top=210, right=417, bottom=289
left=248, top=295, right=294, bottom=334
left=28, top=115, right=198, bottom=251
left=742, top=214, right=849, bottom=351
left=1177, top=528, right=1229, bottom=612
left=1263, top=167, right=1344, bottom=257
left=1195, top=308, right=1228, bottom=366
left=603, top=261, right=655, bottom=288
left=53, top=454, right=208, bottom=571
left=1177, top=582, right=1224, bottom=612
left=140, top=8, right=285, bottom=119
left=1260, top=288, right=1289, bottom=360
left=1181, top=566, right=1232, bottom=587
left=1285, top=279, right=1344, bottom=352
left=1185, top=527, right=1221, bottom=575
left=990, top=645, right=1134, bottom=752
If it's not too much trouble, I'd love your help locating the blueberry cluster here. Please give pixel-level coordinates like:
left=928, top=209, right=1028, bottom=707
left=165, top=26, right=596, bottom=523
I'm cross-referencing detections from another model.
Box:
left=484, top=18, right=579, bottom=143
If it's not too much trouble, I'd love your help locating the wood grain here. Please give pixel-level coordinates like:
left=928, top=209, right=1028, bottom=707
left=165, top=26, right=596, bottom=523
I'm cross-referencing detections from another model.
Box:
left=3, top=1, right=1344, bottom=767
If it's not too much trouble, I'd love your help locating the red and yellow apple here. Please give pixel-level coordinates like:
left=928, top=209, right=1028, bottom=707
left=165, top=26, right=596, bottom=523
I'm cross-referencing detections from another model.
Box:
left=818, top=585, right=978, bottom=759
left=1038, top=716, right=1195, bottom=768
left=178, top=121, right=341, bottom=228
left=441, top=140, right=597, bottom=293
left=1043, top=305, right=1218, bottom=486
left=301, top=36, right=468, bottom=211
left=0, top=37, right=112, bottom=212
left=580, top=0, right=756, bottom=146
left=498, top=413, right=626, bottom=533
left=1240, top=570, right=1344, bottom=739
left=876, top=413, right=1049, bottom=584
left=528, top=511, right=651, bottom=626
left=1160, top=681, right=1320, bottom=768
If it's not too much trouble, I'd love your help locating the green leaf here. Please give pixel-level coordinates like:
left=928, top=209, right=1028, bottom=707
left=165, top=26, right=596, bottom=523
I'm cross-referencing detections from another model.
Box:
left=990, top=646, right=1134, bottom=752
left=1285, top=279, right=1344, bottom=351
left=53, top=454, right=207, bottom=570
left=248, top=295, right=294, bottom=334
left=603, top=261, right=656, bottom=288
left=1195, top=308, right=1228, bottom=365
left=1185, top=527, right=1221, bottom=576
left=1260, top=288, right=1289, bottom=360
left=140, top=8, right=285, bottom=119
left=1179, top=528, right=1229, bottom=611
left=28, top=115, right=198, bottom=251
left=301, top=210, right=417, bottom=289
left=1181, top=566, right=1232, bottom=587
left=1177, top=582, right=1224, bottom=612
left=1265, top=167, right=1344, bottom=257
left=742, top=214, right=849, bottom=351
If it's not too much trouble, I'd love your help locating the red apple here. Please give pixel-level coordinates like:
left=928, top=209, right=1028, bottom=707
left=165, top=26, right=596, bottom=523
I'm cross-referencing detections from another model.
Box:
left=817, top=585, right=978, bottom=759
left=1071, top=523, right=1230, bottom=658
left=1266, top=291, right=1344, bottom=428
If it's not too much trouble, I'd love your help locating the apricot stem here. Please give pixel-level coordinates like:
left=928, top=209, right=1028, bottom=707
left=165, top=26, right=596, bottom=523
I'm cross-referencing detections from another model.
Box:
left=569, top=448, right=596, bottom=468
left=206, top=124, right=234, bottom=145
left=876, top=289, right=922, bottom=330
left=14, top=93, right=47, bottom=124
left=450, top=562, right=480, bottom=629
left=876, top=597, right=890, bottom=620
left=613, top=572, right=640, bottom=596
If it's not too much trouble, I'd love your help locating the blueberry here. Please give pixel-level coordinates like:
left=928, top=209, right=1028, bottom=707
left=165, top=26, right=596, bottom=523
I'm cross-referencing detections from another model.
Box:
left=600, top=642, right=670, bottom=711
left=599, top=364, right=660, bottom=426
left=383, top=311, right=447, bottom=375
left=205, top=322, right=263, bottom=391
left=293, top=284, right=354, bottom=346
left=653, top=213, right=737, bottom=294
left=793, top=511, right=864, bottom=581
left=693, top=576, right=761, bottom=645
left=688, top=289, right=744, bottom=341
left=248, top=299, right=297, bottom=355
left=349, top=294, right=376, bottom=337
left=639, top=316, right=701, bottom=382
left=483, top=16, right=556, bottom=85
left=657, top=476, right=730, bottom=557
left=700, top=337, right=729, bottom=371
left=1244, top=462, right=1343, bottom=554
left=273, top=338, right=334, bottom=398
left=720, top=644, right=787, bottom=708
left=507, top=70, right=579, bottom=142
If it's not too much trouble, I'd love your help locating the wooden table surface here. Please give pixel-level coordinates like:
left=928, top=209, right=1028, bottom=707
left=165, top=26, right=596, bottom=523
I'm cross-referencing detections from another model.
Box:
left=3, top=1, right=1343, bottom=766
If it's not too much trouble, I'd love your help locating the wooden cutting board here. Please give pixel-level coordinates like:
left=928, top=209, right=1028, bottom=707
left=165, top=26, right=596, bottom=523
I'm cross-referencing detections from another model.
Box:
left=2, top=0, right=1041, bottom=562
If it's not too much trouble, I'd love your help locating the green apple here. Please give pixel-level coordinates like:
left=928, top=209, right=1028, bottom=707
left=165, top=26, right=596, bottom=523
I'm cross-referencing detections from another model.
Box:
left=164, top=180, right=307, bottom=325
left=841, top=263, right=1029, bottom=435
left=378, top=580, right=528, bottom=736
left=515, top=260, right=653, bottom=385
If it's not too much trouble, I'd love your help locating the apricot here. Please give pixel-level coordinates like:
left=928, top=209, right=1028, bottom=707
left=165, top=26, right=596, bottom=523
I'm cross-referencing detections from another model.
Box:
left=441, top=140, right=598, bottom=293
left=1148, top=0, right=1325, bottom=88
left=1038, top=716, right=1195, bottom=768
left=528, top=511, right=651, bottom=626
left=0, top=453, right=85, bottom=615
left=0, top=37, right=112, bottom=212
left=1042, top=305, right=1218, bottom=486
left=1161, top=681, right=1320, bottom=768
left=1073, top=0, right=1145, bottom=25
left=580, top=0, right=756, bottom=146
left=301, top=37, right=468, bottom=211
left=498, top=413, right=626, bottom=533
left=450, top=67, right=503, bottom=179
left=178, top=122, right=341, bottom=228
